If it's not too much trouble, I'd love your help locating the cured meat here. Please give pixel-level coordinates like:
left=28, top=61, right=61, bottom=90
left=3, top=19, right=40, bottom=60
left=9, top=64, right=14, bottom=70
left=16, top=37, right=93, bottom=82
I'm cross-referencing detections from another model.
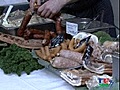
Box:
left=55, top=18, right=63, bottom=34
left=60, top=69, right=96, bottom=86
left=59, top=50, right=83, bottom=64
left=17, top=9, right=33, bottom=37
left=42, top=30, right=51, bottom=46
left=23, top=28, right=45, bottom=40
left=51, top=57, right=80, bottom=69
left=0, top=32, right=43, bottom=49
left=103, top=41, right=119, bottom=52
left=89, top=42, right=103, bottom=59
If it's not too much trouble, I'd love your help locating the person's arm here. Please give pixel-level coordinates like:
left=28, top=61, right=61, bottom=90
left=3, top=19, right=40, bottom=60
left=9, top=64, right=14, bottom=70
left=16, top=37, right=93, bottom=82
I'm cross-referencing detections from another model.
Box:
left=29, top=0, right=81, bottom=18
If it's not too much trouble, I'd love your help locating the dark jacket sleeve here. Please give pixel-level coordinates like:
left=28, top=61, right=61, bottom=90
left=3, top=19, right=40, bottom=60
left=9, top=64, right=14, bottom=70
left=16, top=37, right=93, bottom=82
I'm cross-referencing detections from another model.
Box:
left=63, top=0, right=101, bottom=11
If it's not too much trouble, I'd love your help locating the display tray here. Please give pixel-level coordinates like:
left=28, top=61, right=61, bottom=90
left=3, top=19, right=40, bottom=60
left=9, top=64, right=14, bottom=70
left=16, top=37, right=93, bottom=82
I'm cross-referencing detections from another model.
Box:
left=31, top=50, right=93, bottom=87
left=31, top=47, right=119, bottom=87
left=0, top=22, right=56, bottom=35
left=61, top=17, right=115, bottom=33
left=0, top=22, right=56, bottom=49
left=32, top=50, right=84, bottom=87
left=31, top=50, right=61, bottom=76
left=0, top=18, right=53, bottom=30
left=0, top=13, right=75, bottom=31
left=0, top=3, right=54, bottom=31
left=0, top=3, right=75, bottom=35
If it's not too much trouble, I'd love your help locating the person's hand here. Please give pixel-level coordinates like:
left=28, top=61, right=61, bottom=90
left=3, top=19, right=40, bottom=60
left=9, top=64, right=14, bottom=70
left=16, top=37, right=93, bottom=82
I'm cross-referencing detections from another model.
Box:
left=30, top=0, right=67, bottom=18
left=29, top=0, right=41, bottom=11
left=38, top=0, right=66, bottom=18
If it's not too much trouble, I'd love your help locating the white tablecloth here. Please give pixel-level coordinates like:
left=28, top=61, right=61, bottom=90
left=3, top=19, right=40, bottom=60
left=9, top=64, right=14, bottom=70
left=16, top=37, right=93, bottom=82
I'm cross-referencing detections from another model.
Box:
left=0, top=68, right=75, bottom=90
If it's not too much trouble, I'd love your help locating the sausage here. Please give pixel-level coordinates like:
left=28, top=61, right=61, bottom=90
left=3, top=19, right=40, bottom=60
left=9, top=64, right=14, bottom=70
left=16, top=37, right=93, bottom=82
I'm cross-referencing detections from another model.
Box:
left=60, top=42, right=68, bottom=50
left=40, top=47, right=46, bottom=56
left=23, top=28, right=45, bottom=39
left=36, top=46, right=53, bottom=61
left=68, top=38, right=75, bottom=51
left=28, top=28, right=45, bottom=34
left=60, top=39, right=70, bottom=50
left=23, top=29, right=31, bottom=40
left=35, top=50, right=47, bottom=60
left=59, top=50, right=83, bottom=64
left=64, top=39, right=70, bottom=46
left=51, top=57, right=80, bottom=69
left=50, top=46, right=61, bottom=56
left=33, top=34, right=44, bottom=39
left=44, top=46, right=52, bottom=61
left=55, top=18, right=63, bottom=34
left=69, top=38, right=87, bottom=52
left=42, top=30, right=51, bottom=46
left=50, top=31, right=57, bottom=38
left=49, top=47, right=60, bottom=57
left=51, top=12, right=61, bottom=21
left=17, top=9, right=32, bottom=37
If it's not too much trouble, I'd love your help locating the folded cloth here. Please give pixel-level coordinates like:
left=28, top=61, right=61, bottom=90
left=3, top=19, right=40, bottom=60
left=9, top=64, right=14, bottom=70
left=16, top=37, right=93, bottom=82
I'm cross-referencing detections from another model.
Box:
left=0, top=68, right=74, bottom=90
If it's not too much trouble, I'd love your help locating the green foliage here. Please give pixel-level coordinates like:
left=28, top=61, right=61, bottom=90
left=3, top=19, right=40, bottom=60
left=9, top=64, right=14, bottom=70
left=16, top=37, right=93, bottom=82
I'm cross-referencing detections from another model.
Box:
left=93, top=31, right=112, bottom=44
left=0, top=44, right=44, bottom=76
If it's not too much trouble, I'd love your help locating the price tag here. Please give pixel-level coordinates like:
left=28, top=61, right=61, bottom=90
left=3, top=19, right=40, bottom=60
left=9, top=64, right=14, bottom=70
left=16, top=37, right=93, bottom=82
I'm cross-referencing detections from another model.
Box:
left=66, top=22, right=78, bottom=36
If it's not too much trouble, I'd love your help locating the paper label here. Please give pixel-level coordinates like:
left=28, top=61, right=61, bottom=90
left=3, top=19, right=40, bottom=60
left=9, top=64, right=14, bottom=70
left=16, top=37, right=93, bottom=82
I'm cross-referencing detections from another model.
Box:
left=66, top=22, right=78, bottom=36
left=82, top=45, right=93, bottom=65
